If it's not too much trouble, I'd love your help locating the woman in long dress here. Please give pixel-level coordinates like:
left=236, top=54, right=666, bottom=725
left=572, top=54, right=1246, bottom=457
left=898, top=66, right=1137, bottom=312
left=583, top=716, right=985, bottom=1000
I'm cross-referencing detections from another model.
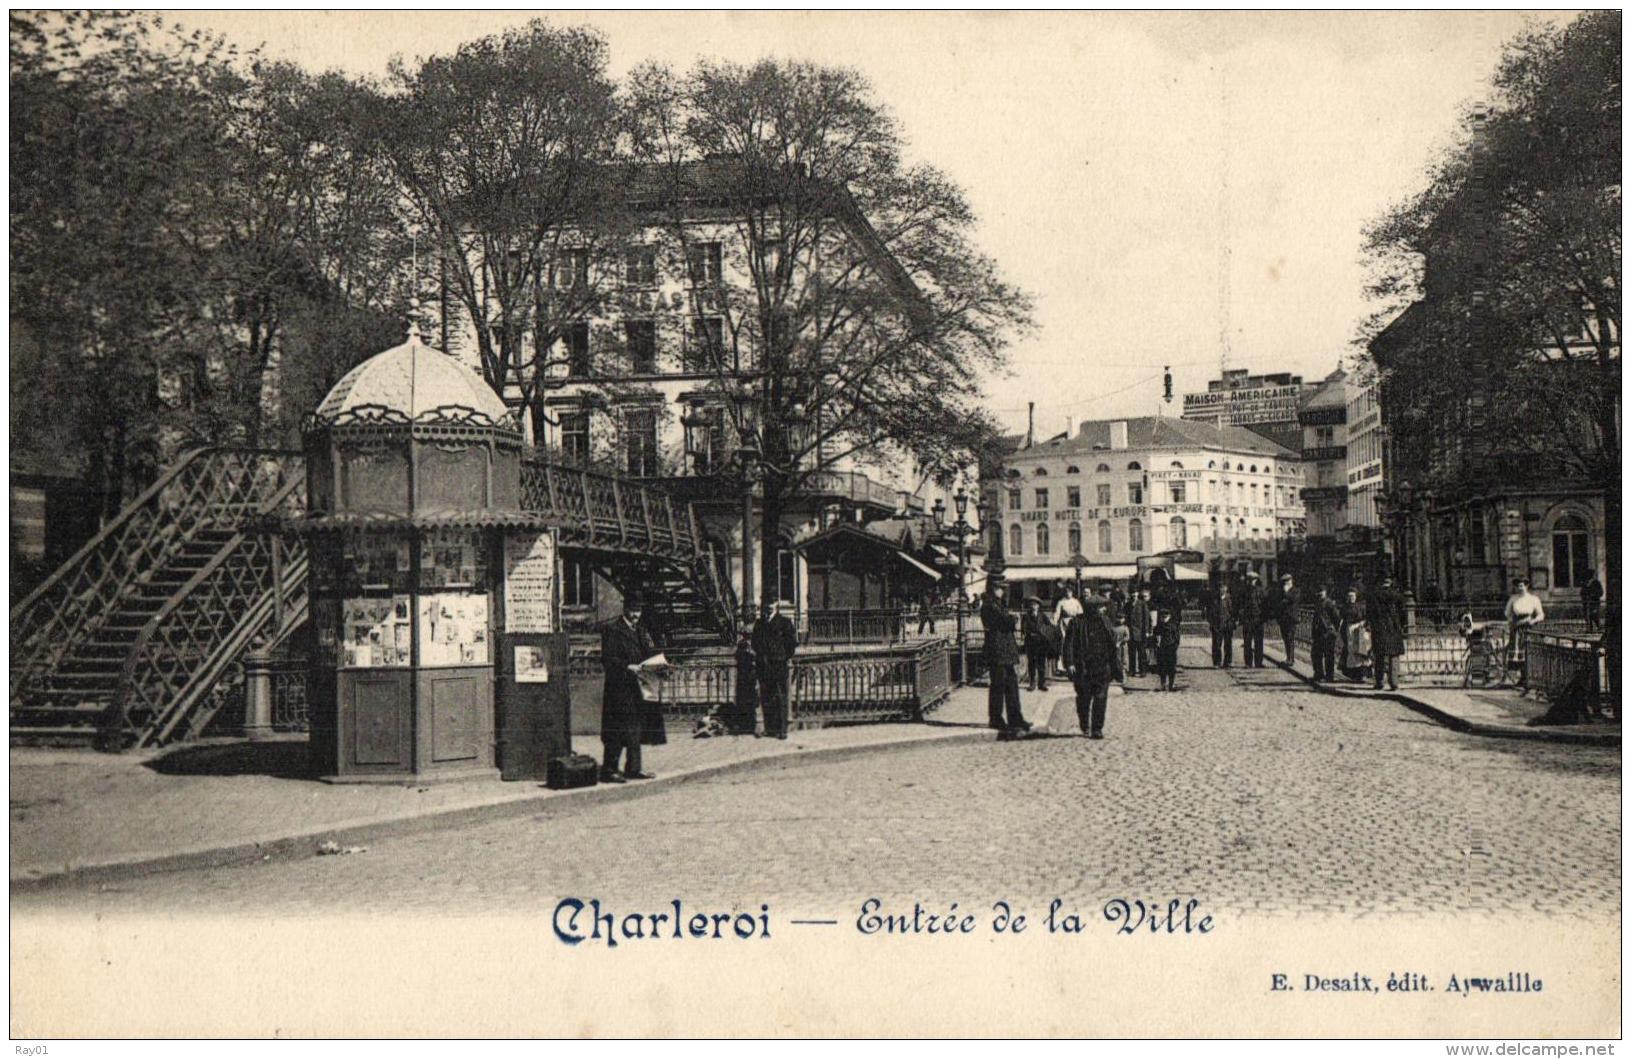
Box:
left=1339, top=588, right=1369, bottom=683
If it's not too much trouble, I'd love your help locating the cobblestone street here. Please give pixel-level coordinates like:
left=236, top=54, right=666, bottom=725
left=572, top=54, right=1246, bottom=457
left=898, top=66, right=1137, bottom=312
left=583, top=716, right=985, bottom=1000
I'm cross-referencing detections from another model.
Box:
left=19, top=648, right=1619, bottom=920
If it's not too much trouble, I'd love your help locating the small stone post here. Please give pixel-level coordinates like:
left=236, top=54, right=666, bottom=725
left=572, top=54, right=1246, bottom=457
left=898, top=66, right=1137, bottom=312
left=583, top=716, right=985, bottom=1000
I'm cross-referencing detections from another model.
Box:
left=242, top=650, right=274, bottom=741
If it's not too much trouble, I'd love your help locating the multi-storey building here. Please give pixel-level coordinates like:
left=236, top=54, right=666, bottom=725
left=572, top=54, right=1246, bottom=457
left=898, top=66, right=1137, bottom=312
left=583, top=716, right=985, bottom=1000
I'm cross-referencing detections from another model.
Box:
left=436, top=161, right=977, bottom=629
left=1298, top=368, right=1349, bottom=540
left=993, top=416, right=1301, bottom=601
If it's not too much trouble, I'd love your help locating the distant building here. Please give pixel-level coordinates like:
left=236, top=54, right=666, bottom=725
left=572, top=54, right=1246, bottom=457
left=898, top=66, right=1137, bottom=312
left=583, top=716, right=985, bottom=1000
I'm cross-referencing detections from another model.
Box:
left=1298, top=368, right=1349, bottom=541
left=993, top=416, right=1302, bottom=601
left=1180, top=368, right=1304, bottom=453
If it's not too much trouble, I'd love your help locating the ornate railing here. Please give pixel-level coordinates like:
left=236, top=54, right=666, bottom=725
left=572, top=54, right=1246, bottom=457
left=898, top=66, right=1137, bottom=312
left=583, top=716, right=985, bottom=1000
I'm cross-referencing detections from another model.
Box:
left=1524, top=631, right=1611, bottom=716
left=521, top=455, right=702, bottom=561
left=806, top=608, right=907, bottom=645
left=10, top=449, right=303, bottom=707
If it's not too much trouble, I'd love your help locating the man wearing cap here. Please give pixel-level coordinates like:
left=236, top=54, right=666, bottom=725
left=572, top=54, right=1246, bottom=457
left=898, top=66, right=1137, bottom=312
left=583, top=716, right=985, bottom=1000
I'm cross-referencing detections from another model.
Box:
left=1366, top=576, right=1408, bottom=691
left=600, top=593, right=658, bottom=783
left=752, top=599, right=799, bottom=739
left=1239, top=570, right=1268, bottom=668
left=1271, top=573, right=1302, bottom=666
left=1062, top=594, right=1124, bottom=739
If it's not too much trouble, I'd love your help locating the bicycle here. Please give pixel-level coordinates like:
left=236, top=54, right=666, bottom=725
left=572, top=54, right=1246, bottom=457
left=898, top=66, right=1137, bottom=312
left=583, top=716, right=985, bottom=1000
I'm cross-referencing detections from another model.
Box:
left=1460, top=621, right=1521, bottom=688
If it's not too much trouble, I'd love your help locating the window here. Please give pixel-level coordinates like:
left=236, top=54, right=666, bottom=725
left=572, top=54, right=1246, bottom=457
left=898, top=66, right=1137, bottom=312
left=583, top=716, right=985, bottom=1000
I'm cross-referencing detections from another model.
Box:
left=1008, top=489, right=1022, bottom=511
left=624, top=246, right=657, bottom=287
left=1097, top=520, right=1113, bottom=553
left=565, top=322, right=591, bottom=377
left=688, top=242, right=723, bottom=286
left=1068, top=524, right=1082, bottom=555
left=562, top=559, right=596, bottom=608
left=1067, top=486, right=1081, bottom=508
left=556, top=248, right=589, bottom=289
left=1170, top=461, right=1184, bottom=470
left=1096, top=484, right=1112, bottom=507
left=1234, top=482, right=1243, bottom=503
left=1127, top=461, right=1141, bottom=471
left=1128, top=482, right=1143, bottom=505
left=560, top=411, right=590, bottom=464
left=624, top=408, right=660, bottom=477
left=685, top=405, right=726, bottom=474
left=1066, top=465, right=1080, bottom=474
left=1551, top=515, right=1592, bottom=589
left=1035, top=488, right=1049, bottom=509
left=624, top=320, right=657, bottom=373
left=1469, top=509, right=1488, bottom=564
left=1036, top=523, right=1050, bottom=555
left=1209, top=516, right=1219, bottom=546
left=1034, top=467, right=1049, bottom=476
left=1169, top=482, right=1186, bottom=504
left=1129, top=518, right=1144, bottom=552
left=685, top=317, right=724, bottom=373
left=1096, top=463, right=1111, bottom=473
left=1009, top=524, right=1024, bottom=557
left=1170, top=516, right=1187, bottom=549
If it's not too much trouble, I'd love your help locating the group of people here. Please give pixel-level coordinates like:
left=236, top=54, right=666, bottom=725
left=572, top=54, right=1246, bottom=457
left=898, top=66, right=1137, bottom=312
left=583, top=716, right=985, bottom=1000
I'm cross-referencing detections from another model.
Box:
left=1203, top=571, right=1409, bottom=689
left=980, top=578, right=1188, bottom=741
left=597, top=595, right=800, bottom=785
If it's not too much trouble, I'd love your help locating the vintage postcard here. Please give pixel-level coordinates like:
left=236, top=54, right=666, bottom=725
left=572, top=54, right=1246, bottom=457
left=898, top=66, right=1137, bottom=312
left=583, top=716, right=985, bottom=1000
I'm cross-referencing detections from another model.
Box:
left=9, top=9, right=1621, bottom=1042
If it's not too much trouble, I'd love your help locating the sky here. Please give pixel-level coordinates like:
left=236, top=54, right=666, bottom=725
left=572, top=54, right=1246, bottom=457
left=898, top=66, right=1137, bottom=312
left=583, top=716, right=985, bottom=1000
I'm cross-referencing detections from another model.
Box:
left=170, top=10, right=1575, bottom=440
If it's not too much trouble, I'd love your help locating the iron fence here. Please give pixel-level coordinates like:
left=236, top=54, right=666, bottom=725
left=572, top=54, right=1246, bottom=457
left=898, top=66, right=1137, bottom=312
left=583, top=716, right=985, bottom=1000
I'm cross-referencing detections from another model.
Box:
left=806, top=608, right=906, bottom=645
left=1524, top=631, right=1611, bottom=716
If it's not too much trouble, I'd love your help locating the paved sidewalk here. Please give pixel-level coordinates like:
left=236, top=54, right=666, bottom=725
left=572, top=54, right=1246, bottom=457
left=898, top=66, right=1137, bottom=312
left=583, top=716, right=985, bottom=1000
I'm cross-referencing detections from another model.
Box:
left=1258, top=640, right=1620, bottom=747
left=12, top=686, right=996, bottom=885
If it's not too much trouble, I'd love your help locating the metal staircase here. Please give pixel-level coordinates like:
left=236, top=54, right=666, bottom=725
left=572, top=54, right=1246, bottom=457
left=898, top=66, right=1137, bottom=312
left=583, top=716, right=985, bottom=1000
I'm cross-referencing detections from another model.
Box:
left=10, top=449, right=308, bottom=747
left=12, top=448, right=736, bottom=748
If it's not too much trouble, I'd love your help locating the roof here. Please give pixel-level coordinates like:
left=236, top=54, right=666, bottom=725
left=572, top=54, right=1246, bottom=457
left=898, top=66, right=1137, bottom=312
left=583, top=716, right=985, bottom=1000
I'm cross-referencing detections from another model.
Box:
left=1298, top=368, right=1349, bottom=412
left=1019, top=416, right=1299, bottom=461
left=315, top=330, right=511, bottom=425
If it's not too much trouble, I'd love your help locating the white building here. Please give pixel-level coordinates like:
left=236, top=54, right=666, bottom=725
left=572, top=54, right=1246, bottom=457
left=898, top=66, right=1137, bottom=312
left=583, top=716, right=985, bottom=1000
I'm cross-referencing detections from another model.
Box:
left=995, top=416, right=1302, bottom=599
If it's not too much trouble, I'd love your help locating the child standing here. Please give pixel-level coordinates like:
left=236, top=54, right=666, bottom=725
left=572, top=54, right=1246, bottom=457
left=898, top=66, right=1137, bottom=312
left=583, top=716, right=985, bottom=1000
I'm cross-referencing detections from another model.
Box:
left=1113, top=613, right=1131, bottom=681
left=1153, top=609, right=1182, bottom=691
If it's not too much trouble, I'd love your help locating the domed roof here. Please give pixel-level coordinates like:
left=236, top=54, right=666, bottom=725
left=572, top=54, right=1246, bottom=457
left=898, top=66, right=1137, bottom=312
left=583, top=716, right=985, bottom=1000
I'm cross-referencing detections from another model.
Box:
left=315, top=329, right=511, bottom=426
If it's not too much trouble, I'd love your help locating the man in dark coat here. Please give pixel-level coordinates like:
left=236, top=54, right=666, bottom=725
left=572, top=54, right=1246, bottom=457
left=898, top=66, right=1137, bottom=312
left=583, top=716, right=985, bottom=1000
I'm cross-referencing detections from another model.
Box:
left=1205, top=582, right=1236, bottom=668
left=1310, top=585, right=1343, bottom=683
left=1239, top=570, right=1267, bottom=668
left=1366, top=576, right=1408, bottom=691
left=1582, top=575, right=1604, bottom=632
left=600, top=594, right=659, bottom=783
left=1126, top=587, right=1152, bottom=677
left=1021, top=598, right=1052, bottom=691
left=751, top=600, right=799, bottom=739
left=1062, top=595, right=1124, bottom=739
left=1271, top=573, right=1303, bottom=666
left=980, top=582, right=1028, bottom=738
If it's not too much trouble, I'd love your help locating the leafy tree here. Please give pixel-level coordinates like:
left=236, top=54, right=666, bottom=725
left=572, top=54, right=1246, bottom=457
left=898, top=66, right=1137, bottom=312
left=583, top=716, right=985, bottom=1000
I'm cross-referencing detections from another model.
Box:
left=622, top=58, right=1032, bottom=602
left=1361, top=11, right=1620, bottom=683
left=368, top=20, right=628, bottom=441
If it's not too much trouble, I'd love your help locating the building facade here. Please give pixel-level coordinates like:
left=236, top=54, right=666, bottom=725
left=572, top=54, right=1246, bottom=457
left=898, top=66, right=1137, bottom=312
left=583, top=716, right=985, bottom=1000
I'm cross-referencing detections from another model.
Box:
left=435, top=165, right=978, bottom=630
left=993, top=416, right=1302, bottom=600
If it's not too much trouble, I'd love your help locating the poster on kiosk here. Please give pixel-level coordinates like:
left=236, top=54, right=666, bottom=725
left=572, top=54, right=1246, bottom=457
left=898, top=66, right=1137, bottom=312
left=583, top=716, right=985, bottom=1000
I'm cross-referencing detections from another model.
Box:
left=495, top=528, right=571, bottom=780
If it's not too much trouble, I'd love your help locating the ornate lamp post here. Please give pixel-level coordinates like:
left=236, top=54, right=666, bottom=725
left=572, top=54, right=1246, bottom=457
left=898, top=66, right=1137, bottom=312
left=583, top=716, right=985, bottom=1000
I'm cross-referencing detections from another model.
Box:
left=949, top=487, right=979, bottom=685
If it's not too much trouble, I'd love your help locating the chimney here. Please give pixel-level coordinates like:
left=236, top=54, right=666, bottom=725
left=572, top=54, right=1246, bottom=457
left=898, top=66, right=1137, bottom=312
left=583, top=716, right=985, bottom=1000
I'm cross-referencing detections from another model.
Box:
left=1110, top=420, right=1129, bottom=450
left=1026, top=402, right=1035, bottom=448
left=1065, top=414, right=1077, bottom=438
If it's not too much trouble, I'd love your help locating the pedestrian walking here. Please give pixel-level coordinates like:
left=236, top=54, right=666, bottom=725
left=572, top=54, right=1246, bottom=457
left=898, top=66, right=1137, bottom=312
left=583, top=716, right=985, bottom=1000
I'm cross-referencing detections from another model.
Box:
left=1339, top=587, right=1370, bottom=682
left=751, top=600, right=799, bottom=739
left=1152, top=609, right=1182, bottom=691
left=1113, top=612, right=1131, bottom=678
left=1272, top=572, right=1302, bottom=666
left=1127, top=587, right=1152, bottom=677
left=981, top=582, right=1029, bottom=739
left=599, top=593, right=660, bottom=783
left=1310, top=586, right=1342, bottom=683
left=729, top=622, right=759, bottom=735
left=917, top=590, right=938, bottom=635
left=1366, top=577, right=1407, bottom=691
left=1205, top=582, right=1236, bottom=668
left=1021, top=597, right=1052, bottom=692
left=1062, top=594, right=1123, bottom=739
left=1582, top=575, right=1604, bottom=632
left=1239, top=570, right=1267, bottom=668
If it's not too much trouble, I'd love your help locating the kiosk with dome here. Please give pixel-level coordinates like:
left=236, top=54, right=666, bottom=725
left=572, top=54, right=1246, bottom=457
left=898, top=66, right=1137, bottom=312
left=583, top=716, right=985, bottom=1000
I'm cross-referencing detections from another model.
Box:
left=297, top=324, right=569, bottom=782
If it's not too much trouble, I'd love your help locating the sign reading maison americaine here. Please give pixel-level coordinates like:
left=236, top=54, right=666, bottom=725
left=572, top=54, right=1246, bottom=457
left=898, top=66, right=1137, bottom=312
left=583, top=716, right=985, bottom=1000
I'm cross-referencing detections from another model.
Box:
left=1182, top=384, right=1302, bottom=426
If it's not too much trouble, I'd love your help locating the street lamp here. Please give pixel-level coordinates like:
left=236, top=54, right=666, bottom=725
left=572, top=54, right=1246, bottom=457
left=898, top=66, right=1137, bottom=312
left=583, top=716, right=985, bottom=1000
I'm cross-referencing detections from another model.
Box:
left=1070, top=551, right=1088, bottom=602
left=950, top=487, right=976, bottom=686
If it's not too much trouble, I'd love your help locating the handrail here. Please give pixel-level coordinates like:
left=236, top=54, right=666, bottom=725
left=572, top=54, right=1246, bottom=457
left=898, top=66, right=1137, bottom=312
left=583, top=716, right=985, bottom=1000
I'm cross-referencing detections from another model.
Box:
left=108, top=471, right=307, bottom=745
left=10, top=446, right=300, bottom=624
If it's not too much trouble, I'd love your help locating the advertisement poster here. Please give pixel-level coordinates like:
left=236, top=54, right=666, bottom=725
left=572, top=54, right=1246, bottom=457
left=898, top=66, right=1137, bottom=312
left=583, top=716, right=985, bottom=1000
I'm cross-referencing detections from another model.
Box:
left=504, top=530, right=557, bottom=635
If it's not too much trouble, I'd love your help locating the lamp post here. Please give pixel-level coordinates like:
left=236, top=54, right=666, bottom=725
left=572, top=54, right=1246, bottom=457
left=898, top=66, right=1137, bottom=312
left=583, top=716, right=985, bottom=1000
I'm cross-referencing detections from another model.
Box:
left=950, top=487, right=976, bottom=685
left=1070, top=551, right=1088, bottom=602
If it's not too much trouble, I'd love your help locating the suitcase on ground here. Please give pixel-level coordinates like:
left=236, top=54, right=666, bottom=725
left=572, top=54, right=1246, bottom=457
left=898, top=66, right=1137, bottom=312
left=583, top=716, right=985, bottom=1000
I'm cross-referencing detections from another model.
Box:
left=546, top=753, right=599, bottom=790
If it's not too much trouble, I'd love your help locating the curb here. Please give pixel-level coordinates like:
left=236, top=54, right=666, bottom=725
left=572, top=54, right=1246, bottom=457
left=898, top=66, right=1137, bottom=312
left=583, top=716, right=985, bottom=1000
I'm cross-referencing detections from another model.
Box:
left=1263, top=653, right=1620, bottom=748
left=12, top=725, right=994, bottom=892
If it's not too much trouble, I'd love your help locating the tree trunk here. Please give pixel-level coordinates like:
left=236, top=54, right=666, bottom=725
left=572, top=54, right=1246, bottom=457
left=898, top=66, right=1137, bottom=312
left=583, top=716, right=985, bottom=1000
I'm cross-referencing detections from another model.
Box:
left=1602, top=470, right=1619, bottom=700
left=758, top=483, right=786, bottom=611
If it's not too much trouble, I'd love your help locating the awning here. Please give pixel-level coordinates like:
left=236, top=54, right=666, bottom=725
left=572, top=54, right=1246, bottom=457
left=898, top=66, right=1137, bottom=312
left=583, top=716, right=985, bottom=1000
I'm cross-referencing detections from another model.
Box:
left=1174, top=563, right=1209, bottom=581
left=999, top=564, right=1139, bottom=581
left=891, top=550, right=943, bottom=580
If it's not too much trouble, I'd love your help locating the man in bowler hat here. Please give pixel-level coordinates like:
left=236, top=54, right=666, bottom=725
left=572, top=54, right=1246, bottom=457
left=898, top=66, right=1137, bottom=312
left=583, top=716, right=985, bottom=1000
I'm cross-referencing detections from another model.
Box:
left=752, top=600, right=799, bottom=738
left=980, top=581, right=1029, bottom=739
